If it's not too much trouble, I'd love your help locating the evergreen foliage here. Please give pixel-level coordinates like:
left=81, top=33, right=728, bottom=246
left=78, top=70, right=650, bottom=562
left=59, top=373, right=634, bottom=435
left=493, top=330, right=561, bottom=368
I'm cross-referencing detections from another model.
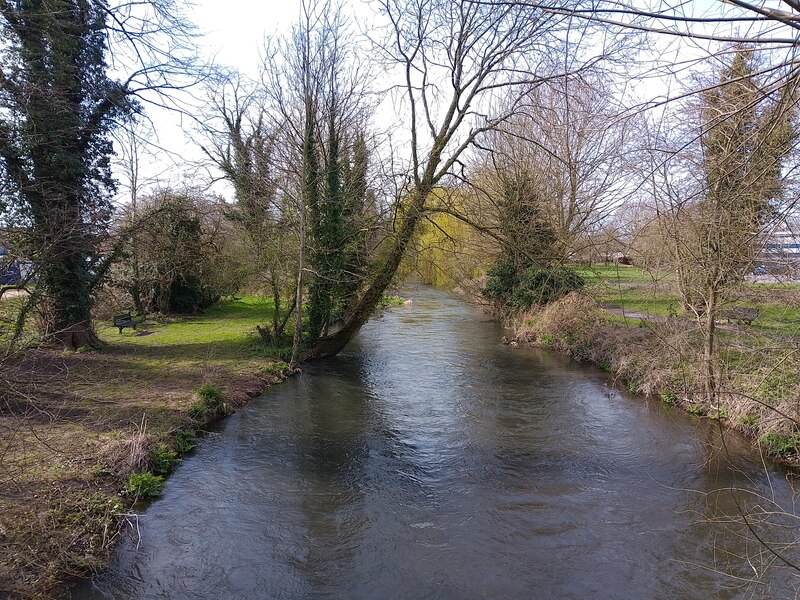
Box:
left=482, top=171, right=581, bottom=311
left=483, top=263, right=584, bottom=310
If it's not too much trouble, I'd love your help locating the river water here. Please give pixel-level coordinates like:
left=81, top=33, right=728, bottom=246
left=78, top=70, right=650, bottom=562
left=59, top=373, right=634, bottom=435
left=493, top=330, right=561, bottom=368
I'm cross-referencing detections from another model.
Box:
left=74, top=285, right=800, bottom=599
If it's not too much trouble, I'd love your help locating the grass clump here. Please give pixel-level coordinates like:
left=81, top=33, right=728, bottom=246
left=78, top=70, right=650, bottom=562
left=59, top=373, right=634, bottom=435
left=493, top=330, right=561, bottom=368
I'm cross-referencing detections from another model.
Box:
left=760, top=432, right=800, bottom=456
left=738, top=413, right=760, bottom=428
left=659, top=389, right=678, bottom=405
left=197, top=383, right=224, bottom=408
left=150, top=444, right=178, bottom=475
left=123, top=472, right=165, bottom=500
left=189, top=383, right=225, bottom=422
left=173, top=428, right=198, bottom=453
left=259, top=360, right=290, bottom=377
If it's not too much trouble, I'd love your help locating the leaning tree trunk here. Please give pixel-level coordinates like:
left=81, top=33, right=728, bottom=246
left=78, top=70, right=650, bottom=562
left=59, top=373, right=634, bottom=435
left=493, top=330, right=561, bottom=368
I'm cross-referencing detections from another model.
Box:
left=304, top=185, right=431, bottom=360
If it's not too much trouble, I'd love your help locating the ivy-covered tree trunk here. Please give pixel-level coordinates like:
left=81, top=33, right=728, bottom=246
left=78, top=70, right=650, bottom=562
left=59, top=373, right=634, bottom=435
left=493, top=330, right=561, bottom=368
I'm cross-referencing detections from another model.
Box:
left=0, top=1, right=132, bottom=349
left=305, top=183, right=431, bottom=360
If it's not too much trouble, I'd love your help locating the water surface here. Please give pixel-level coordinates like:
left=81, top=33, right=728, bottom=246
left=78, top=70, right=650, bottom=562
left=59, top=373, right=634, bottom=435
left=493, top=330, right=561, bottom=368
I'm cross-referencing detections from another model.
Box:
left=75, top=285, right=800, bottom=599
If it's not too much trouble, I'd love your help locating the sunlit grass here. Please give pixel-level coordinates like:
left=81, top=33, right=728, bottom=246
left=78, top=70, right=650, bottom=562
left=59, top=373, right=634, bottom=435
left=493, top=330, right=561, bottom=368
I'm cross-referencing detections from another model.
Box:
left=96, top=295, right=276, bottom=359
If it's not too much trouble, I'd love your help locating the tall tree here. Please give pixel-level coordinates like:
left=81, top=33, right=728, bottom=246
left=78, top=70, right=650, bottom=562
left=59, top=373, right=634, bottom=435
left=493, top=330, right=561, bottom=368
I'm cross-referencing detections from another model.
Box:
left=0, top=1, right=133, bottom=347
left=305, top=0, right=619, bottom=359
left=0, top=0, right=196, bottom=349
left=672, top=47, right=795, bottom=401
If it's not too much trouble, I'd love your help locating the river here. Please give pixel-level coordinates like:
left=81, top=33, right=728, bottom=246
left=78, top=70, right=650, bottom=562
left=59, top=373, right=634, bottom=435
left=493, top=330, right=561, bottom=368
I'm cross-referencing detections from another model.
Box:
left=73, top=285, right=800, bottom=599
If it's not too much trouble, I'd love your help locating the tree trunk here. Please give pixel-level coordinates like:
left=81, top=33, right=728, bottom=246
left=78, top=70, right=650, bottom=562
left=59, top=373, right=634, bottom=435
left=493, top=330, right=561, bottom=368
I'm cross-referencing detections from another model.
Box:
left=39, top=230, right=104, bottom=350
left=290, top=209, right=306, bottom=367
left=270, top=268, right=281, bottom=339
left=304, top=185, right=430, bottom=360
left=703, top=288, right=718, bottom=405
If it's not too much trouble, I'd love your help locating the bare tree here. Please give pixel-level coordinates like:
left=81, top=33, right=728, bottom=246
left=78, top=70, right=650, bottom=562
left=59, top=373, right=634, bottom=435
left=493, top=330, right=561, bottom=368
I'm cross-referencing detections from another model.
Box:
left=305, top=0, right=625, bottom=358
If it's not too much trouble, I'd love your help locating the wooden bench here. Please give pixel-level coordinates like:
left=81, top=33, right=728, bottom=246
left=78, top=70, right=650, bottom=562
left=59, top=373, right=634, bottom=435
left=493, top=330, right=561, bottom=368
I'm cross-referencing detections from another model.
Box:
left=718, top=306, right=759, bottom=325
left=113, top=313, right=139, bottom=334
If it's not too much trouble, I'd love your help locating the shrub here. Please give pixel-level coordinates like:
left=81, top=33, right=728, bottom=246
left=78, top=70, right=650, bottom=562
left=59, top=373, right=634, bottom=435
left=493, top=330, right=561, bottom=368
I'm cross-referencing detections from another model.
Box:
left=189, top=384, right=225, bottom=422
left=174, top=428, right=198, bottom=453
left=483, top=262, right=584, bottom=311
left=124, top=472, right=164, bottom=499
left=482, top=263, right=517, bottom=305
left=197, top=384, right=223, bottom=409
left=512, top=266, right=584, bottom=309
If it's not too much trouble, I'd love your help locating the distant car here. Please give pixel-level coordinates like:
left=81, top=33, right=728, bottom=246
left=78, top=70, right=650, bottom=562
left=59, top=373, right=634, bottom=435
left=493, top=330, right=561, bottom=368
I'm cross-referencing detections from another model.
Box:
left=753, top=265, right=768, bottom=276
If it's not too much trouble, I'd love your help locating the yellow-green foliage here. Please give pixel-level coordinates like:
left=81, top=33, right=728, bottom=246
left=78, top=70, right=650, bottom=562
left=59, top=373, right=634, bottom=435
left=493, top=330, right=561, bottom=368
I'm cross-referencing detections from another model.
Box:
left=409, top=188, right=492, bottom=287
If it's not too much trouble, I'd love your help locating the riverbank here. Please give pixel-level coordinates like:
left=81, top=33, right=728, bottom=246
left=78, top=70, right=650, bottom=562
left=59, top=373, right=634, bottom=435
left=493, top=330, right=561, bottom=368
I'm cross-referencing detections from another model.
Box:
left=505, top=290, right=800, bottom=467
left=0, top=297, right=290, bottom=599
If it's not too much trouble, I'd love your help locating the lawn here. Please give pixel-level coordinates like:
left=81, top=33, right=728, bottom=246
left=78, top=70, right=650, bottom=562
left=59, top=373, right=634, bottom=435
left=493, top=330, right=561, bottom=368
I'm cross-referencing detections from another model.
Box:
left=575, top=264, right=680, bottom=317
left=97, top=296, right=280, bottom=357
left=573, top=264, right=800, bottom=337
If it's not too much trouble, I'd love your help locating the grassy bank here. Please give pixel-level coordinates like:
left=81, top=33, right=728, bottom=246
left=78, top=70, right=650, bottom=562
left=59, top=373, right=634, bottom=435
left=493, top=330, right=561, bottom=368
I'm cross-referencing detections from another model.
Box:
left=511, top=289, right=800, bottom=465
left=576, top=264, right=800, bottom=337
left=0, top=297, right=289, bottom=599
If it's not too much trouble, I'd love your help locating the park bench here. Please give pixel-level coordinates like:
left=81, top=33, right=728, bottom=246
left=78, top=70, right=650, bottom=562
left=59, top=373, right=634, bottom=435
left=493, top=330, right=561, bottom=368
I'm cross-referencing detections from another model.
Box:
left=718, top=306, right=760, bottom=325
left=113, top=313, right=140, bottom=334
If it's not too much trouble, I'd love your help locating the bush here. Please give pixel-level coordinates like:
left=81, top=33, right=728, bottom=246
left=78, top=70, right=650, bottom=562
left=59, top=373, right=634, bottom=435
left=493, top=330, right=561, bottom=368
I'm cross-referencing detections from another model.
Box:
left=483, top=262, right=584, bottom=311
left=197, top=384, right=223, bottom=408
left=124, top=472, right=164, bottom=499
left=174, top=428, right=198, bottom=453
left=189, top=384, right=225, bottom=422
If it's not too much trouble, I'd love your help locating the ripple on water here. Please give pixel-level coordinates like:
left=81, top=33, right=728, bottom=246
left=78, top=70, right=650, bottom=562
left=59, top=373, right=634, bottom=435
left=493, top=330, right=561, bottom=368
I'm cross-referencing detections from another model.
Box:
left=73, top=284, right=800, bottom=600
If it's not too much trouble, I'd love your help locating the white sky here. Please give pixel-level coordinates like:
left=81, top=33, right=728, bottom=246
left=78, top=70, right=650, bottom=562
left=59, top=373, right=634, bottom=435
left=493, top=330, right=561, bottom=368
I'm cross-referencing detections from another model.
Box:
left=120, top=0, right=378, bottom=201
left=192, top=1, right=303, bottom=76
left=118, top=0, right=791, bottom=204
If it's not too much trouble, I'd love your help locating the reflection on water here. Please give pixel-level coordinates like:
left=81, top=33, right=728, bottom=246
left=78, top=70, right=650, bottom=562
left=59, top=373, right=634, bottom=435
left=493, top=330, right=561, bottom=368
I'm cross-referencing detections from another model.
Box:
left=74, top=285, right=800, bottom=599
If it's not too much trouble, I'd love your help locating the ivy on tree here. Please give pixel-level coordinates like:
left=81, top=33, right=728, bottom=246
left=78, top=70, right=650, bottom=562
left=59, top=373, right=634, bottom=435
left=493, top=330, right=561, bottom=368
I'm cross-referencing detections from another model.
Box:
left=0, top=1, right=134, bottom=348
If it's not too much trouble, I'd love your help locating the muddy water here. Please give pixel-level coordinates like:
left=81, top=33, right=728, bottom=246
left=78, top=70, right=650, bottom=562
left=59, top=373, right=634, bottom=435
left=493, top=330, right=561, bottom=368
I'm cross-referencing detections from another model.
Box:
left=74, top=285, right=800, bottom=599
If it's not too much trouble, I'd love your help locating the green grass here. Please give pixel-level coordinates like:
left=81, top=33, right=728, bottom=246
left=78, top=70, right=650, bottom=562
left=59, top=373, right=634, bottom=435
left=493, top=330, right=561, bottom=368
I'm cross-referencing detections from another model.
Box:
left=3, top=294, right=292, bottom=598
left=97, top=296, right=275, bottom=358
left=574, top=264, right=674, bottom=286
left=573, top=264, right=680, bottom=317
left=572, top=264, right=800, bottom=337
left=742, top=304, right=800, bottom=337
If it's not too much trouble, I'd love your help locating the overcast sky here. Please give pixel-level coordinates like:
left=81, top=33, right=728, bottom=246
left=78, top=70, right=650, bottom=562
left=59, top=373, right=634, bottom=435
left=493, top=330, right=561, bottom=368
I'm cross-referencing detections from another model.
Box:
left=119, top=0, right=379, bottom=201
